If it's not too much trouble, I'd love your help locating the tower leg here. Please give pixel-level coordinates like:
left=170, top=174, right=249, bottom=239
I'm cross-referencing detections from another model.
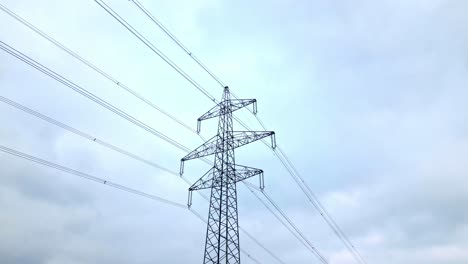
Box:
left=203, top=173, right=240, bottom=264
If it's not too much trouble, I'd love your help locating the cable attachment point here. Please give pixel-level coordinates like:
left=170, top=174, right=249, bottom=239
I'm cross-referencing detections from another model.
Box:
left=271, top=132, right=277, bottom=149
left=187, top=190, right=193, bottom=208
left=259, top=172, right=265, bottom=190
left=179, top=160, right=185, bottom=176
left=197, top=118, right=201, bottom=134
left=253, top=99, right=258, bottom=115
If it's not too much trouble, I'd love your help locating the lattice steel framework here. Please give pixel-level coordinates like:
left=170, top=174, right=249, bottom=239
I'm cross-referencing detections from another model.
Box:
left=180, top=87, right=276, bottom=264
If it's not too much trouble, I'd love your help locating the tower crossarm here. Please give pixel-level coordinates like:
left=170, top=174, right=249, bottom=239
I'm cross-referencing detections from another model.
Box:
left=196, top=99, right=257, bottom=133
left=231, top=131, right=276, bottom=149
left=198, top=99, right=257, bottom=122
left=189, top=165, right=264, bottom=191
left=181, top=131, right=275, bottom=162
left=232, top=164, right=264, bottom=187
left=189, top=167, right=217, bottom=191
left=181, top=135, right=218, bottom=163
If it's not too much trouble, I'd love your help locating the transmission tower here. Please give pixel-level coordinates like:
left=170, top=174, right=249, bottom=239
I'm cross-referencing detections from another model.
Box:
left=180, top=87, right=276, bottom=264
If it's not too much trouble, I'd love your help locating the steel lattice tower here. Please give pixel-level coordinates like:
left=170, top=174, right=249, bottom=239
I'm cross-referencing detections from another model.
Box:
left=180, top=87, right=276, bottom=264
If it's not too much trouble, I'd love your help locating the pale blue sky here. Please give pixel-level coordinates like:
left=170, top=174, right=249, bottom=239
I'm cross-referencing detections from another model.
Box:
left=1, top=0, right=468, bottom=263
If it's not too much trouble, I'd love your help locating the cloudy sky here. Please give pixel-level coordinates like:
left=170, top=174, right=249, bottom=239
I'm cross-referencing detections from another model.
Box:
left=1, top=0, right=468, bottom=263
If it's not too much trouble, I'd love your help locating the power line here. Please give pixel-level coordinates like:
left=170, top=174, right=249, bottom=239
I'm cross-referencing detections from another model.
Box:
left=1, top=4, right=220, bottom=151
left=239, top=117, right=368, bottom=264
left=128, top=0, right=262, bottom=122
left=0, top=3, right=203, bottom=140
left=271, top=147, right=365, bottom=263
left=0, top=8, right=267, bottom=242
left=18, top=2, right=323, bottom=258
left=274, top=145, right=368, bottom=264
left=72, top=8, right=311, bottom=254
left=93, top=0, right=264, bottom=140
left=214, top=79, right=367, bottom=263
left=227, top=96, right=367, bottom=263
left=1, top=37, right=325, bottom=263
left=220, top=28, right=366, bottom=264
left=98, top=0, right=367, bottom=261
left=0, top=38, right=283, bottom=262
left=127, top=0, right=264, bottom=120
left=190, top=149, right=321, bottom=263
left=0, top=40, right=190, bottom=153
left=242, top=183, right=319, bottom=262
left=94, top=0, right=216, bottom=103
left=147, top=81, right=326, bottom=262
left=0, top=95, right=282, bottom=264
left=239, top=226, right=286, bottom=264
left=224, top=94, right=360, bottom=264
left=0, top=144, right=264, bottom=264
left=185, top=115, right=326, bottom=262
left=62, top=3, right=329, bottom=255
left=1, top=3, right=344, bottom=262
left=130, top=1, right=368, bottom=258
left=128, top=0, right=226, bottom=88
left=0, top=144, right=186, bottom=208
left=260, top=188, right=329, bottom=263
left=0, top=95, right=179, bottom=176
left=244, top=182, right=329, bottom=264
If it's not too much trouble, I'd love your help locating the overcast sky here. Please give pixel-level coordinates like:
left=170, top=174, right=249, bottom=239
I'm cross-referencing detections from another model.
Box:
left=1, top=0, right=468, bottom=263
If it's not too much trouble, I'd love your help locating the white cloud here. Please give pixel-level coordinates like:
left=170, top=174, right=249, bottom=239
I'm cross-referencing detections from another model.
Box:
left=1, top=0, right=468, bottom=263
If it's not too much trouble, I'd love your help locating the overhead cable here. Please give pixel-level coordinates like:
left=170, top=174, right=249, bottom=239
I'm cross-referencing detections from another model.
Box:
left=0, top=95, right=282, bottom=264
left=0, top=95, right=179, bottom=176
left=0, top=8, right=330, bottom=262
left=0, top=144, right=186, bottom=208
left=65, top=3, right=330, bottom=254
left=244, top=182, right=329, bottom=264
left=128, top=0, right=226, bottom=88
left=275, top=145, right=368, bottom=263
left=0, top=144, right=263, bottom=263
left=94, top=0, right=216, bottom=102
left=0, top=3, right=202, bottom=139
left=0, top=40, right=190, bottom=153
left=101, top=1, right=367, bottom=261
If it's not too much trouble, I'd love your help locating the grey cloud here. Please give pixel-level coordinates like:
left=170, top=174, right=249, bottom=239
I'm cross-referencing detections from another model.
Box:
left=1, top=0, right=468, bottom=263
